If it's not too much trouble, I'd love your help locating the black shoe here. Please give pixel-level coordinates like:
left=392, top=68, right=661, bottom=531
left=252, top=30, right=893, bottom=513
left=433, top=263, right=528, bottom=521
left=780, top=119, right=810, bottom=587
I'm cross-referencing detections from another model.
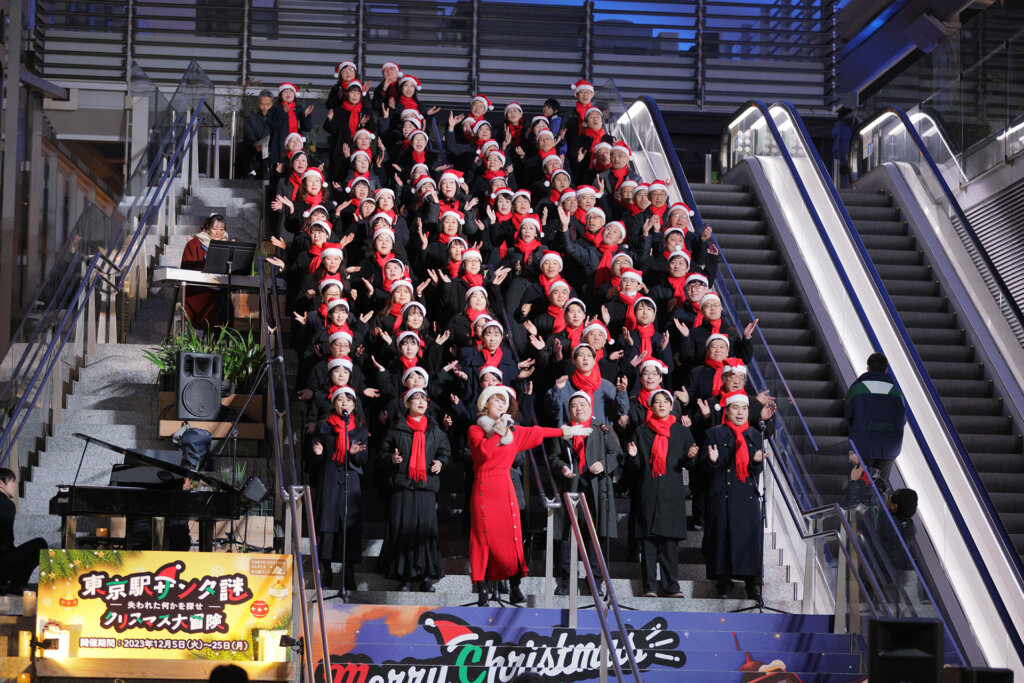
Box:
left=746, top=585, right=762, bottom=601
left=497, top=580, right=509, bottom=594
left=553, top=585, right=569, bottom=596
left=477, top=589, right=490, bottom=606
left=421, top=578, right=437, bottom=593
left=715, top=581, right=733, bottom=599
left=398, top=582, right=412, bottom=592
left=509, top=586, right=526, bottom=604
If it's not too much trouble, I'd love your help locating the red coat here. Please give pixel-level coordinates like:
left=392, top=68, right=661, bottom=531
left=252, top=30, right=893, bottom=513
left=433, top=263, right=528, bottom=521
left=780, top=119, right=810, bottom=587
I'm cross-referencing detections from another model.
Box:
left=181, top=236, right=219, bottom=330
left=468, top=424, right=562, bottom=581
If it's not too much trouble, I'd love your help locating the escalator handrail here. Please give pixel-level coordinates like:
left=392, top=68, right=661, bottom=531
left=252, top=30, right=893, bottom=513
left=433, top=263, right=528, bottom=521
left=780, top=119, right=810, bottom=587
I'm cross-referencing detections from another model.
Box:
left=635, top=95, right=821, bottom=508
left=771, top=99, right=1024, bottom=663
left=855, top=105, right=1024, bottom=378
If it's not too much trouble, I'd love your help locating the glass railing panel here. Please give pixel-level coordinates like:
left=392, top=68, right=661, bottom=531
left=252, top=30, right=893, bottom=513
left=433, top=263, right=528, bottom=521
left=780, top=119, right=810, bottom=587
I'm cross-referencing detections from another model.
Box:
left=1006, top=34, right=1024, bottom=161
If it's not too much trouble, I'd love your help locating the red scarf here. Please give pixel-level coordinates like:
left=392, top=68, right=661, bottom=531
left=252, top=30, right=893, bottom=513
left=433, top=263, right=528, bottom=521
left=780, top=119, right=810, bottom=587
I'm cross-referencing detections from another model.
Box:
left=566, top=324, right=583, bottom=348
left=571, top=366, right=602, bottom=397
left=400, top=354, right=419, bottom=371
left=538, top=273, right=563, bottom=294
left=481, top=345, right=503, bottom=368
left=446, top=259, right=462, bottom=279
left=516, top=237, right=542, bottom=262
left=308, top=243, right=324, bottom=274
left=539, top=147, right=558, bottom=162
left=619, top=290, right=640, bottom=330
left=374, top=250, right=393, bottom=274
left=629, top=203, right=645, bottom=217
left=302, top=189, right=323, bottom=207
left=399, top=95, right=419, bottom=112
left=668, top=276, right=687, bottom=305
left=590, top=156, right=611, bottom=173
left=635, top=323, right=655, bottom=361
left=610, top=165, right=628, bottom=190
left=483, top=168, right=505, bottom=181
left=288, top=171, right=303, bottom=201
left=693, top=314, right=722, bottom=335
left=327, top=412, right=354, bottom=464
left=725, top=420, right=751, bottom=483
left=594, top=243, right=618, bottom=288
left=510, top=212, right=529, bottom=234
left=283, top=101, right=299, bottom=134
left=507, top=122, right=524, bottom=147
left=438, top=231, right=455, bottom=245
left=582, top=228, right=603, bottom=248
left=582, top=127, right=605, bottom=153
left=461, top=271, right=483, bottom=288
left=637, top=387, right=654, bottom=413
left=406, top=415, right=428, bottom=483
left=574, top=101, right=589, bottom=134
left=650, top=204, right=668, bottom=225
left=317, top=301, right=330, bottom=321
left=549, top=188, right=562, bottom=204
left=705, top=356, right=725, bottom=396
left=341, top=101, right=361, bottom=138
left=494, top=209, right=513, bottom=224
left=570, top=417, right=593, bottom=473
left=647, top=413, right=676, bottom=477
left=548, top=304, right=566, bottom=333
left=467, top=305, right=488, bottom=326
left=411, top=148, right=426, bottom=165
left=573, top=207, right=588, bottom=225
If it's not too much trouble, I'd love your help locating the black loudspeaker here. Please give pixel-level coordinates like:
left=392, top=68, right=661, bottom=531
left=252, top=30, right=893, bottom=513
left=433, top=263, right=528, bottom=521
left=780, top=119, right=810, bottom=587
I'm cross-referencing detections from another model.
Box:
left=869, top=618, right=943, bottom=683
left=176, top=352, right=223, bottom=420
left=953, top=668, right=1014, bottom=683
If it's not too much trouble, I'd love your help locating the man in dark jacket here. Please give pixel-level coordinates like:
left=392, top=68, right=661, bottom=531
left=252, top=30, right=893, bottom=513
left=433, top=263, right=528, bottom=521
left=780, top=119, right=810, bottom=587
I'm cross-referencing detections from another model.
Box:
left=845, top=353, right=906, bottom=481
left=0, top=468, right=47, bottom=593
left=239, top=90, right=273, bottom=179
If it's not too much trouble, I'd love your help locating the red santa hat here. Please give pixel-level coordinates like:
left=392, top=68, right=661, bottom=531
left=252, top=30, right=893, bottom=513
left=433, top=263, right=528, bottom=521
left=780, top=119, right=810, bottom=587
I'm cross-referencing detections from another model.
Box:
left=548, top=279, right=571, bottom=294
left=619, top=267, right=644, bottom=283
left=320, top=243, right=343, bottom=260
left=398, top=75, right=422, bottom=90
left=536, top=129, right=555, bottom=141
left=619, top=179, right=639, bottom=192
left=700, top=291, right=722, bottom=309
left=403, top=387, right=429, bottom=404
left=716, top=389, right=750, bottom=411
left=402, top=365, right=429, bottom=384
left=491, top=187, right=514, bottom=202
left=318, top=276, right=344, bottom=292
left=539, top=251, right=563, bottom=269
left=668, top=202, right=695, bottom=217
left=345, top=79, right=366, bottom=93
left=440, top=209, right=465, bottom=226
left=633, top=295, right=657, bottom=312
left=381, top=61, right=402, bottom=75
left=519, top=215, right=541, bottom=233
left=531, top=115, right=551, bottom=127
left=396, top=330, right=421, bottom=347
left=603, top=221, right=627, bottom=244
left=330, top=385, right=357, bottom=403
left=301, top=168, right=325, bottom=184
left=569, top=390, right=593, bottom=406
left=585, top=207, right=605, bottom=221
left=686, top=271, right=709, bottom=287
left=721, top=357, right=747, bottom=375
left=581, top=321, right=613, bottom=344
left=374, top=187, right=395, bottom=201
left=345, top=176, right=370, bottom=194
left=371, top=212, right=395, bottom=226
left=663, top=225, right=688, bottom=239
left=333, top=60, right=357, bottom=78
left=504, top=102, right=523, bottom=115
left=350, top=149, right=371, bottom=164
left=465, top=285, right=488, bottom=300
left=373, top=225, right=396, bottom=242
left=592, top=141, right=613, bottom=154
left=513, top=189, right=532, bottom=202
left=390, top=280, right=414, bottom=296
left=303, top=203, right=329, bottom=218
left=571, top=78, right=595, bottom=93
left=485, top=148, right=507, bottom=165
left=406, top=129, right=429, bottom=145
left=705, top=333, right=730, bottom=348
left=401, top=108, right=424, bottom=123
left=611, top=140, right=633, bottom=158
left=413, top=175, right=436, bottom=193
left=327, top=356, right=354, bottom=372
left=639, top=358, right=669, bottom=376
left=278, top=82, right=298, bottom=96
left=471, top=94, right=494, bottom=111
left=584, top=106, right=603, bottom=120
left=353, top=128, right=375, bottom=142
left=472, top=118, right=492, bottom=135
left=648, top=179, right=669, bottom=193
left=462, top=248, right=482, bottom=262
left=328, top=330, right=353, bottom=345
left=439, top=169, right=464, bottom=185
left=284, top=132, right=306, bottom=147
left=326, top=297, right=349, bottom=311
left=576, top=184, right=602, bottom=199
left=401, top=301, right=427, bottom=318
left=667, top=247, right=691, bottom=265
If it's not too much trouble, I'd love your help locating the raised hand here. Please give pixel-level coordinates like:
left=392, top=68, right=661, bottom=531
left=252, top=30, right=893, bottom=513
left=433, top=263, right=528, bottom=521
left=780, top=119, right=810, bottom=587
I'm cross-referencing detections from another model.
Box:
left=436, top=329, right=451, bottom=345
left=687, top=444, right=699, bottom=459
left=627, top=442, right=638, bottom=458
left=304, top=104, right=314, bottom=117
left=448, top=111, right=464, bottom=130
left=517, top=358, right=535, bottom=370
left=416, top=279, right=431, bottom=297
left=577, top=147, right=587, bottom=163
left=327, top=108, right=335, bottom=121
left=660, top=333, right=670, bottom=351
left=370, top=355, right=385, bottom=372
left=701, top=225, right=713, bottom=242
left=615, top=375, right=628, bottom=392
left=541, top=206, right=549, bottom=225
left=312, top=441, right=324, bottom=455
left=377, top=329, right=393, bottom=346
left=609, top=349, right=624, bottom=361
left=553, top=340, right=564, bottom=361
left=601, top=305, right=610, bottom=324
left=361, top=277, right=375, bottom=296
left=292, top=311, right=308, bottom=325
left=708, top=444, right=719, bottom=463
left=427, top=106, right=442, bottom=116
left=622, top=328, right=634, bottom=347
left=359, top=310, right=374, bottom=324
left=269, top=236, right=287, bottom=250
left=265, top=256, right=286, bottom=270
left=697, top=398, right=711, bottom=418
left=760, top=401, right=777, bottom=421
left=672, top=318, right=690, bottom=337
left=529, top=333, right=545, bottom=350
left=753, top=449, right=764, bottom=462
left=674, top=388, right=689, bottom=404
left=557, top=205, right=571, bottom=231
left=486, top=204, right=497, bottom=223
left=743, top=318, right=760, bottom=339
left=363, top=387, right=381, bottom=398
left=555, top=375, right=568, bottom=389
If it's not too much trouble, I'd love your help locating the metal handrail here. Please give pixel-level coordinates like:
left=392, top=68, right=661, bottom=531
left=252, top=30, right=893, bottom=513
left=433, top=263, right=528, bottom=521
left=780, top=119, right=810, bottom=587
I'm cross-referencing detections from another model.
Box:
left=0, top=104, right=205, bottom=469
left=563, top=492, right=642, bottom=683
left=771, top=99, right=1024, bottom=661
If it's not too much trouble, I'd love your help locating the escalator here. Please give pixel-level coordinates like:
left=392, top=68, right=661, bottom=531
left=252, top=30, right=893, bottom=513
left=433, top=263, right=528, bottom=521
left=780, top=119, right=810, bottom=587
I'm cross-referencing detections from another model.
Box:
left=841, top=188, right=1024, bottom=558
left=689, top=182, right=850, bottom=501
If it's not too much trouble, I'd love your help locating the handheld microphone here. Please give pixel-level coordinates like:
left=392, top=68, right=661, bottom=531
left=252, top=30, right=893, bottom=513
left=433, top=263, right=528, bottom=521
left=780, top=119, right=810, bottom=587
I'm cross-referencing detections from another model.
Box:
left=269, top=355, right=285, bottom=364
left=341, top=409, right=350, bottom=420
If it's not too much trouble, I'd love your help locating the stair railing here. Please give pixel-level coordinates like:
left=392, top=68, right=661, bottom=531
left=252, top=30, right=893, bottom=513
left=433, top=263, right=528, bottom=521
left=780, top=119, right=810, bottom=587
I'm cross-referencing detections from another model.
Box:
left=0, top=71, right=210, bottom=477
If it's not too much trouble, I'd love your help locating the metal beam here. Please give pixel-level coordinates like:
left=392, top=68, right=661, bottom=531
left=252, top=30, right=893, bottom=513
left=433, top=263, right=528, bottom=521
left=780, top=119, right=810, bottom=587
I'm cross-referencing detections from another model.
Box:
left=19, top=69, right=68, bottom=100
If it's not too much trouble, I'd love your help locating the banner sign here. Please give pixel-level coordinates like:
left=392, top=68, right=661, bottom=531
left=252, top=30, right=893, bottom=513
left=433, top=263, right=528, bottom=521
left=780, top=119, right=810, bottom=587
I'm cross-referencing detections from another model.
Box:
left=36, top=549, right=292, bottom=661
left=310, top=604, right=858, bottom=683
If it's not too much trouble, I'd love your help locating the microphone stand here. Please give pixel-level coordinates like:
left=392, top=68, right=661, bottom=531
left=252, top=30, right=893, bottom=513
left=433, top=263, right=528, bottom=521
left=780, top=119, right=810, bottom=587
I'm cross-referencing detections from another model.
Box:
left=733, top=417, right=788, bottom=615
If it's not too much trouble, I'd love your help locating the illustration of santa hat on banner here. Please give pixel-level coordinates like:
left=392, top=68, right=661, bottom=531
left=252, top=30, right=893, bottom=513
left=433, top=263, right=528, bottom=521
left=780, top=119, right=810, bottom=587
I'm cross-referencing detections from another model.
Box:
left=421, top=613, right=480, bottom=652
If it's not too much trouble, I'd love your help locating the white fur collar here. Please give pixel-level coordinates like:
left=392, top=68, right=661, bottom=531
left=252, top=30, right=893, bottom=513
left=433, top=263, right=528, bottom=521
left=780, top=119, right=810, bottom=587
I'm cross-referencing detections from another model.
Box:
left=476, top=415, right=514, bottom=445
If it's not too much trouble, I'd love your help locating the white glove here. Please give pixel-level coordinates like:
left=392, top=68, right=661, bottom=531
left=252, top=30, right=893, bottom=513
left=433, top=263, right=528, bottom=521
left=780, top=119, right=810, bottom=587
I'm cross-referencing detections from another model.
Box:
left=563, top=425, right=593, bottom=438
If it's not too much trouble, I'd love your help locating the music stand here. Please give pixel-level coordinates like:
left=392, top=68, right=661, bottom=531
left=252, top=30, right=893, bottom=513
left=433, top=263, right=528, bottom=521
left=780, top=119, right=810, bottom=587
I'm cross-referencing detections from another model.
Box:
left=203, top=240, right=257, bottom=327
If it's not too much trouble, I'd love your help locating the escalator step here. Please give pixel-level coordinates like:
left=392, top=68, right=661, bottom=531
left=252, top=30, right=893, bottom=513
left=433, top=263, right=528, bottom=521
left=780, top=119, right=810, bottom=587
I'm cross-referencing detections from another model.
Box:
left=714, top=247, right=777, bottom=264
left=701, top=204, right=761, bottom=220
left=840, top=191, right=891, bottom=207
left=951, top=414, right=1013, bottom=435
left=775, top=361, right=834, bottom=381
left=884, top=279, right=940, bottom=297
left=714, top=233, right=774, bottom=250
left=932, top=378, right=993, bottom=397
left=759, top=327, right=816, bottom=346
left=743, top=294, right=801, bottom=312
left=844, top=205, right=899, bottom=221
left=853, top=219, right=907, bottom=235
left=702, top=218, right=766, bottom=233
left=905, top=327, right=964, bottom=345
left=797, top=416, right=850, bottom=437
left=888, top=295, right=951, bottom=313
left=978, top=472, right=1024, bottom=495
left=728, top=279, right=794, bottom=297
left=786, top=397, right=844, bottom=417
left=897, top=311, right=956, bottom=328
left=875, top=263, right=932, bottom=280
left=766, top=344, right=825, bottom=364
left=754, top=311, right=808, bottom=328
left=971, top=453, right=1024, bottom=474
left=914, top=344, right=976, bottom=363
left=861, top=234, right=915, bottom=250
left=785, top=379, right=842, bottom=397
left=922, top=361, right=983, bottom=381
left=983, top=492, right=1024, bottom=515
left=869, top=249, right=923, bottom=266
left=691, top=190, right=756, bottom=206
left=942, top=396, right=1004, bottom=416
left=731, top=264, right=789, bottom=280
left=959, top=432, right=1021, bottom=452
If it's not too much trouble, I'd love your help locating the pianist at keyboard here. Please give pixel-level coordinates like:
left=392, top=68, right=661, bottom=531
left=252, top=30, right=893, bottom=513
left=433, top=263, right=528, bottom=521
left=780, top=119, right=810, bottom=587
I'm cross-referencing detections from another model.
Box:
left=181, top=213, right=231, bottom=329
left=0, top=468, right=47, bottom=593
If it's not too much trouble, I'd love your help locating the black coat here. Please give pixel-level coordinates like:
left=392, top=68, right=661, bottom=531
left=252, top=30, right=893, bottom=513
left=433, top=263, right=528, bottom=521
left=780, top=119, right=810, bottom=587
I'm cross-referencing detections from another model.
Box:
left=378, top=417, right=452, bottom=493
left=626, top=421, right=697, bottom=539
left=266, top=101, right=311, bottom=169
left=311, top=422, right=368, bottom=535
left=702, top=423, right=765, bottom=577
left=547, top=425, right=621, bottom=539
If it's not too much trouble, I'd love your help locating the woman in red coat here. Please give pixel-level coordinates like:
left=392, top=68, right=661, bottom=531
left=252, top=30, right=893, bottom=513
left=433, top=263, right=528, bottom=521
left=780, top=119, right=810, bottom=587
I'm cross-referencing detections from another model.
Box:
left=180, top=213, right=228, bottom=330
left=468, top=385, right=589, bottom=605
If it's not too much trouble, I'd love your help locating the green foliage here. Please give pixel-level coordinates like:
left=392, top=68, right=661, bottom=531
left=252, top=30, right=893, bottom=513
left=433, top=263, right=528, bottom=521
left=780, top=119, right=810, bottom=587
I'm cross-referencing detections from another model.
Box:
left=38, top=549, right=140, bottom=587
left=143, top=312, right=266, bottom=392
